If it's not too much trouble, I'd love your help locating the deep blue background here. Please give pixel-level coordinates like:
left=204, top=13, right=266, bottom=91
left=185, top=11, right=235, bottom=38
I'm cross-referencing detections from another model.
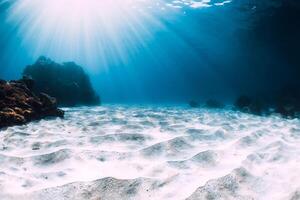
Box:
left=0, top=0, right=299, bottom=103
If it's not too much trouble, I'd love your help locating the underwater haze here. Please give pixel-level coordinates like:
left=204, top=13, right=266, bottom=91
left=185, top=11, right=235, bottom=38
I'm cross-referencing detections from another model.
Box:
left=0, top=0, right=299, bottom=103
left=1, top=1, right=300, bottom=200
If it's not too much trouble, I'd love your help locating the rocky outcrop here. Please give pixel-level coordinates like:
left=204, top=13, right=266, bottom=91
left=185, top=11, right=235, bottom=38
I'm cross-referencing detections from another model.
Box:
left=234, top=89, right=300, bottom=118
left=188, top=100, right=200, bottom=108
left=274, top=86, right=300, bottom=118
left=23, top=56, right=100, bottom=106
left=189, top=99, right=224, bottom=109
left=205, top=99, right=224, bottom=109
left=0, top=78, right=64, bottom=129
left=234, top=95, right=264, bottom=115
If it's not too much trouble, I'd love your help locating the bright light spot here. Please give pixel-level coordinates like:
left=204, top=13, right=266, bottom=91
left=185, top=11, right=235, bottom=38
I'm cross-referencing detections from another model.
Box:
left=7, top=0, right=162, bottom=69
left=5, top=0, right=231, bottom=70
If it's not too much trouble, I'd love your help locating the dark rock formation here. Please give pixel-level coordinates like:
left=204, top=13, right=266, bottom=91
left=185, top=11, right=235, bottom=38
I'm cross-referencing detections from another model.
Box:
left=234, top=95, right=264, bottom=115
left=189, top=100, right=200, bottom=108
left=205, top=99, right=224, bottom=109
left=0, top=78, right=64, bottom=129
left=235, top=96, right=252, bottom=111
left=23, top=56, right=100, bottom=106
left=274, top=86, right=300, bottom=118
left=234, top=89, right=300, bottom=118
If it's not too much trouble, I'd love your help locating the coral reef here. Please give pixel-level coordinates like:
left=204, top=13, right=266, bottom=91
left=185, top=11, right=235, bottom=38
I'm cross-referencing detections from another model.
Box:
left=0, top=77, right=64, bottom=128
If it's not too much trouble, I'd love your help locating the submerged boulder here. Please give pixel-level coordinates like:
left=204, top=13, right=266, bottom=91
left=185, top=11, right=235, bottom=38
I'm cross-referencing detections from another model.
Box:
left=189, top=100, right=200, bottom=108
left=274, top=86, right=300, bottom=118
left=234, top=95, right=264, bottom=115
left=205, top=99, right=224, bottom=109
left=23, top=56, right=100, bottom=106
left=0, top=79, right=64, bottom=129
left=235, top=95, right=252, bottom=111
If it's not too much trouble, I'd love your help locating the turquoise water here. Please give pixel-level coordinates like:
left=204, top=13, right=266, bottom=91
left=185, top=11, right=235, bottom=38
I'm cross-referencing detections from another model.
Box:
left=1, top=0, right=299, bottom=103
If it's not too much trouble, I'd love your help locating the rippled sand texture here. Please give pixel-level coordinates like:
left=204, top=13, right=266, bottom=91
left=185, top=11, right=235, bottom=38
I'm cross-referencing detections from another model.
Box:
left=0, top=106, right=300, bottom=200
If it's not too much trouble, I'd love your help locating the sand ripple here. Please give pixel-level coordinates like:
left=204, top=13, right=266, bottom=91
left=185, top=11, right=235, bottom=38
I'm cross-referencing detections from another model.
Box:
left=0, top=105, right=300, bottom=200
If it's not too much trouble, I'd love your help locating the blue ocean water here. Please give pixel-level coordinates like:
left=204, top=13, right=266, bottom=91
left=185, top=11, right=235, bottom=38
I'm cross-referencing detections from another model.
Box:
left=1, top=0, right=299, bottom=103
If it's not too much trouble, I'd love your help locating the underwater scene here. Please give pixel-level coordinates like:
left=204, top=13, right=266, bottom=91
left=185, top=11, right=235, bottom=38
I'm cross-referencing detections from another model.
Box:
left=0, top=0, right=300, bottom=199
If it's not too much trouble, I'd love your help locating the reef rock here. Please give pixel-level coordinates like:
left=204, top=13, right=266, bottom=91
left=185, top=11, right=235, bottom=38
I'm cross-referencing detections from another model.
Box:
left=23, top=56, right=100, bottom=106
left=205, top=99, right=224, bottom=109
left=275, top=86, right=300, bottom=118
left=0, top=78, right=64, bottom=129
left=189, top=100, right=200, bottom=108
left=234, top=95, right=263, bottom=115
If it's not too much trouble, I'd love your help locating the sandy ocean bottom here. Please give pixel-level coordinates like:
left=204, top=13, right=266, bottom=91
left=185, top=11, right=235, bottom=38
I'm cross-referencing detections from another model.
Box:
left=0, top=105, right=300, bottom=200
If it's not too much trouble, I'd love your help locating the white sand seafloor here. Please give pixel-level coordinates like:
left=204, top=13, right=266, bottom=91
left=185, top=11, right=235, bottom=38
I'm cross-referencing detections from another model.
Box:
left=0, top=105, right=300, bottom=200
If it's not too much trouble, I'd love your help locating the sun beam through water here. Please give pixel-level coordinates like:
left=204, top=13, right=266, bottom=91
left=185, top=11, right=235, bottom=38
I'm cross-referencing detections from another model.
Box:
left=4, top=0, right=232, bottom=71
left=6, top=0, right=168, bottom=68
